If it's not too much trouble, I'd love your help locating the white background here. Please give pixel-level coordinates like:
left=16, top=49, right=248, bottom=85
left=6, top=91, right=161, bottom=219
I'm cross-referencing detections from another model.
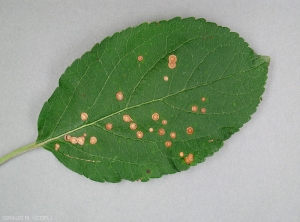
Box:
left=0, top=0, right=299, bottom=221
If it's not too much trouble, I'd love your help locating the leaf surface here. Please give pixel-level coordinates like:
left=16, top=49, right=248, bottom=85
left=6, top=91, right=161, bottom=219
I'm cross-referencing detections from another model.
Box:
left=37, top=17, right=269, bottom=182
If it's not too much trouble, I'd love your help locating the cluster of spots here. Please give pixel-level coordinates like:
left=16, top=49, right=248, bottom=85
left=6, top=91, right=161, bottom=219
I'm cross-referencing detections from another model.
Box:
left=185, top=154, right=194, bottom=164
left=168, top=54, right=177, bottom=69
left=64, top=133, right=96, bottom=146
left=150, top=112, right=177, bottom=148
left=178, top=153, right=194, bottom=165
left=122, top=114, right=142, bottom=138
left=81, top=112, right=88, bottom=121
left=191, top=97, right=207, bottom=113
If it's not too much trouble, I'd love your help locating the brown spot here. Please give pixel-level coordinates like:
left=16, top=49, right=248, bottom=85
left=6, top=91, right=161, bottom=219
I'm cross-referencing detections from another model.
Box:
left=137, top=55, right=143, bottom=61
left=146, top=169, right=151, bottom=174
left=186, top=127, right=194, bottom=135
left=192, top=106, right=198, bottom=112
left=152, top=113, right=159, bottom=121
left=162, top=120, right=167, bottom=125
left=106, top=123, right=113, bottom=130
left=165, top=141, right=172, bottom=148
left=184, top=153, right=194, bottom=164
left=130, top=122, right=137, bottom=130
left=116, top=92, right=124, bottom=101
left=168, top=62, right=176, bottom=69
left=170, top=132, right=176, bottom=139
left=179, top=152, right=184, bottom=158
left=123, top=114, right=132, bottom=122
left=64, top=135, right=71, bottom=141
left=54, top=143, right=60, bottom=151
left=169, top=55, right=177, bottom=62
left=149, top=128, right=154, bottom=133
left=201, top=108, right=206, bottom=113
left=158, top=128, right=165, bottom=136
left=81, top=112, right=88, bottom=121
left=164, top=76, right=169, bottom=81
left=77, top=136, right=85, bottom=145
left=201, top=97, right=206, bottom=102
left=90, top=136, right=97, bottom=145
left=70, top=137, right=78, bottom=144
left=136, top=131, right=143, bottom=139
left=83, top=133, right=87, bottom=137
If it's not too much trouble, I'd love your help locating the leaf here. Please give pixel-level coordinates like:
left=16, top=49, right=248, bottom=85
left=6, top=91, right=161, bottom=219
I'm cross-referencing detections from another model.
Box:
left=37, top=17, right=269, bottom=182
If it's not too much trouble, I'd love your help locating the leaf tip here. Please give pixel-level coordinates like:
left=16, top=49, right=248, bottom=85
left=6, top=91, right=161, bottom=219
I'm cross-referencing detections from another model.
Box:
left=260, top=55, right=271, bottom=65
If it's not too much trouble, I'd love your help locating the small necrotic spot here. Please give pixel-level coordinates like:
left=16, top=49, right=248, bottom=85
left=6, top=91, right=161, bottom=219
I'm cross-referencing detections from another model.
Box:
left=201, top=97, right=206, bottom=102
left=106, top=123, right=113, bottom=130
left=209, top=139, right=214, bottom=142
left=77, top=136, right=85, bottom=145
left=165, top=141, right=172, bottom=148
left=81, top=112, right=88, bottom=121
left=149, top=128, right=154, bottom=133
left=170, top=132, right=176, bottom=139
left=83, top=133, right=87, bottom=137
left=152, top=113, right=159, bottom=121
left=146, top=169, right=151, bottom=174
left=164, top=76, right=169, bottom=81
left=136, top=131, right=143, bottom=139
left=130, top=122, right=137, bottom=130
left=116, top=92, right=124, bottom=101
left=123, top=114, right=132, bottom=122
left=64, top=135, right=70, bottom=141
left=158, top=128, right=165, bottom=136
left=192, top=106, right=198, bottom=112
left=179, top=152, right=184, bottom=158
left=169, top=55, right=177, bottom=62
left=168, top=62, right=176, bottom=69
left=186, top=127, right=194, bottom=135
left=162, top=120, right=167, bottom=125
left=138, top=55, right=143, bottom=61
left=54, top=143, right=60, bottom=151
left=201, top=108, right=206, bottom=113
left=70, top=137, right=78, bottom=144
left=90, top=136, right=97, bottom=145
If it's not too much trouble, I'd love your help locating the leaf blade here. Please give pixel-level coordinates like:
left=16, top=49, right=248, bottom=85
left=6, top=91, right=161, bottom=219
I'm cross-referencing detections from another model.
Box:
left=37, top=17, right=269, bottom=182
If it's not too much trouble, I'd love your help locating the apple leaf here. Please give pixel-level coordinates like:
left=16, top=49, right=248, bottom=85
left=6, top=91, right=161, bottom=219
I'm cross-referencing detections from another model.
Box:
left=36, top=17, right=269, bottom=182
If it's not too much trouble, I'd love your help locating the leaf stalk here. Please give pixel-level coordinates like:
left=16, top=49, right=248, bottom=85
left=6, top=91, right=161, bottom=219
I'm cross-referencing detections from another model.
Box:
left=0, top=142, right=40, bottom=165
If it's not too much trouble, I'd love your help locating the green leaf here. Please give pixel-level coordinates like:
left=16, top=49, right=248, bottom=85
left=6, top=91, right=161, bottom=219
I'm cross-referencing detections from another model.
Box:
left=37, top=17, right=269, bottom=182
